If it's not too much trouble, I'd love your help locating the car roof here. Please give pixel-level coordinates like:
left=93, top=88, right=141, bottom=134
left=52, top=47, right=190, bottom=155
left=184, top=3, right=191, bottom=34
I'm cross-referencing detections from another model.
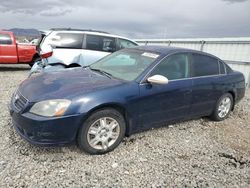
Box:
left=133, top=45, right=195, bottom=54
left=132, top=45, right=219, bottom=58
left=44, top=29, right=137, bottom=43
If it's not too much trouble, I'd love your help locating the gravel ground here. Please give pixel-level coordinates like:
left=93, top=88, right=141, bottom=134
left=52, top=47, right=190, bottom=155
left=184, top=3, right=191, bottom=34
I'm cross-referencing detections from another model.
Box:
left=0, top=64, right=249, bottom=187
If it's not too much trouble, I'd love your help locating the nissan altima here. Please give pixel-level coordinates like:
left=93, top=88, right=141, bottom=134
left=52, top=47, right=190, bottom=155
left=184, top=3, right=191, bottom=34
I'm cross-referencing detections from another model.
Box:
left=9, top=46, right=245, bottom=154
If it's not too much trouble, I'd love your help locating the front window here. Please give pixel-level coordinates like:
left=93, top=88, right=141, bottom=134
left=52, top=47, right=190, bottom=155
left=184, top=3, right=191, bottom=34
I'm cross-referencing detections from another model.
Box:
left=90, top=50, right=159, bottom=81
left=150, top=53, right=190, bottom=80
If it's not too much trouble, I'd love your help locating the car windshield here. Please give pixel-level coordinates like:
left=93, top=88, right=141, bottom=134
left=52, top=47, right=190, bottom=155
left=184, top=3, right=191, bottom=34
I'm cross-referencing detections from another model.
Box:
left=89, top=50, right=159, bottom=81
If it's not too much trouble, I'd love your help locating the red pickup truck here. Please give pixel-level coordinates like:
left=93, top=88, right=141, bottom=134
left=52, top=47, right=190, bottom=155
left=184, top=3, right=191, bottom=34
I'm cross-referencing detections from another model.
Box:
left=0, top=31, right=39, bottom=66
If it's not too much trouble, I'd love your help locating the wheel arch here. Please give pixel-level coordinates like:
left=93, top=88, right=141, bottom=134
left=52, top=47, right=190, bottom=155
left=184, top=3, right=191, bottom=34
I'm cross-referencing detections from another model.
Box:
left=29, top=53, right=41, bottom=66
left=226, top=90, right=236, bottom=110
left=80, top=103, right=132, bottom=137
left=32, top=53, right=40, bottom=62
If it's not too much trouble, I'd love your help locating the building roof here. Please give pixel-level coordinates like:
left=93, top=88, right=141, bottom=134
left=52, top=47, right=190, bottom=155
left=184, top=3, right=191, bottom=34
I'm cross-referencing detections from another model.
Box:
left=135, top=37, right=250, bottom=43
left=133, top=45, right=197, bottom=55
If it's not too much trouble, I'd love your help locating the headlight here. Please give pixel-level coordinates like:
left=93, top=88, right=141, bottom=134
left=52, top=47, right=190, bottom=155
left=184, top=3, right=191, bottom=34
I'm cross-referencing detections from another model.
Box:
left=30, top=99, right=71, bottom=117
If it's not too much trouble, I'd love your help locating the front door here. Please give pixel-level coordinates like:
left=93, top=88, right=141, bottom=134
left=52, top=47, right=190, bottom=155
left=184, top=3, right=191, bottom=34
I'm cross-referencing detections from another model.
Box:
left=0, top=33, right=17, bottom=63
left=138, top=53, right=192, bottom=128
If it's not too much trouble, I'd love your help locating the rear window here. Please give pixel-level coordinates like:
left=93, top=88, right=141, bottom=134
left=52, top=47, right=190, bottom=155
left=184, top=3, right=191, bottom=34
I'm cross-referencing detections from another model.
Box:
left=191, top=54, right=219, bottom=77
left=50, top=33, right=84, bottom=49
left=0, top=34, right=12, bottom=45
left=86, top=35, right=115, bottom=52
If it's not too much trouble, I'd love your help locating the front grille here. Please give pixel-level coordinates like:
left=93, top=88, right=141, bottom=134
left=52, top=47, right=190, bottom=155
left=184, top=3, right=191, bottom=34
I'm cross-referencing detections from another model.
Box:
left=13, top=91, right=28, bottom=111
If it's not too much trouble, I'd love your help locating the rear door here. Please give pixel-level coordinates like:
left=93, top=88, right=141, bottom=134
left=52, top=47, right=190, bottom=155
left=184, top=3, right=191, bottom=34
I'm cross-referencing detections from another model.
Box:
left=0, top=33, right=18, bottom=63
left=190, top=53, right=221, bottom=117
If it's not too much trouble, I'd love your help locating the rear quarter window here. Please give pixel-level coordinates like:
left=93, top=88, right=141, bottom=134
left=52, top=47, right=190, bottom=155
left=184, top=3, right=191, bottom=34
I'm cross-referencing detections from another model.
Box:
left=50, top=33, right=84, bottom=49
left=0, top=34, right=12, bottom=45
left=219, top=61, right=226, bottom=74
left=225, top=63, right=234, bottom=74
left=191, top=54, right=219, bottom=77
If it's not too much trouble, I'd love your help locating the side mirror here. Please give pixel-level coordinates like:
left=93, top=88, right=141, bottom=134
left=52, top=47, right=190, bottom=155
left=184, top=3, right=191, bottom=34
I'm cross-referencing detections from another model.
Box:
left=147, top=75, right=169, bottom=85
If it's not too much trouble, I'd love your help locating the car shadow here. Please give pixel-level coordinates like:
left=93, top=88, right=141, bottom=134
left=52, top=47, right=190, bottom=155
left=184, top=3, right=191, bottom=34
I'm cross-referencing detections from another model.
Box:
left=0, top=65, right=30, bottom=71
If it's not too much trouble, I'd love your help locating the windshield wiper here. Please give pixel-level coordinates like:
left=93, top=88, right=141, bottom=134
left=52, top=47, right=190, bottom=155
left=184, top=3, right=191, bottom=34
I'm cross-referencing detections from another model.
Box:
left=89, top=68, right=113, bottom=78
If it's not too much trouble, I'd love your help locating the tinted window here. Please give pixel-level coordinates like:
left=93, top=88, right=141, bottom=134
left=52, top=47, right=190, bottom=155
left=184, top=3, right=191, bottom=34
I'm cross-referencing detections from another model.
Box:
left=86, top=35, right=115, bottom=52
left=117, top=38, right=137, bottom=50
left=225, top=63, right=233, bottom=73
left=192, top=54, right=219, bottom=77
left=150, top=53, right=190, bottom=80
left=0, top=34, right=12, bottom=45
left=219, top=61, right=226, bottom=74
left=51, top=33, right=83, bottom=49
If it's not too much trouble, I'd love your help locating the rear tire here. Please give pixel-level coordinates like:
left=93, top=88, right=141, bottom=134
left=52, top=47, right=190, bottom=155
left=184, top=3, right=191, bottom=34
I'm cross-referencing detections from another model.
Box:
left=77, top=108, right=126, bottom=155
left=210, top=93, right=233, bottom=121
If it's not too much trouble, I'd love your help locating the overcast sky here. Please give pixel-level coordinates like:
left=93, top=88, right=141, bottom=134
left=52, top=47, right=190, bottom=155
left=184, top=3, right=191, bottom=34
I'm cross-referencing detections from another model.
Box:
left=0, top=0, right=250, bottom=39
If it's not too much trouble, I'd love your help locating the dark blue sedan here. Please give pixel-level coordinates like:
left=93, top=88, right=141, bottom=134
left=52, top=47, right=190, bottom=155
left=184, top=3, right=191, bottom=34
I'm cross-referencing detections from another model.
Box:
left=10, top=46, right=245, bottom=154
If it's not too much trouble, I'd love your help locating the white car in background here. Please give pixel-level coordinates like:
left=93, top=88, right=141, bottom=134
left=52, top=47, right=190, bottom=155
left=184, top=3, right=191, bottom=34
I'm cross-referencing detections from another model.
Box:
left=31, top=28, right=138, bottom=75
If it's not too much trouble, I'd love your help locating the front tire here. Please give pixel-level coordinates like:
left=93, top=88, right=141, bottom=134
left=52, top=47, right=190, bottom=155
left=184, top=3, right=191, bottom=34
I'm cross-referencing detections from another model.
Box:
left=77, top=108, right=126, bottom=155
left=210, top=93, right=233, bottom=121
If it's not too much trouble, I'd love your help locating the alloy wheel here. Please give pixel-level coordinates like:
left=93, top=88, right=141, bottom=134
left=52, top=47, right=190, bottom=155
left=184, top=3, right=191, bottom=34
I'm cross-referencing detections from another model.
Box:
left=87, top=117, right=120, bottom=150
left=218, top=96, right=232, bottom=118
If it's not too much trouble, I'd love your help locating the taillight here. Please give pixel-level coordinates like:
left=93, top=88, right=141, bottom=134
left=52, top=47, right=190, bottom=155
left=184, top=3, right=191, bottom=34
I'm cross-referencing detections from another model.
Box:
left=40, top=51, right=53, bottom=59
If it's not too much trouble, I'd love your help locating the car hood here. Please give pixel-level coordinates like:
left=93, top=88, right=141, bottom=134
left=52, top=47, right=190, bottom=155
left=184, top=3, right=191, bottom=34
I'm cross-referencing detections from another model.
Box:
left=19, top=68, right=124, bottom=102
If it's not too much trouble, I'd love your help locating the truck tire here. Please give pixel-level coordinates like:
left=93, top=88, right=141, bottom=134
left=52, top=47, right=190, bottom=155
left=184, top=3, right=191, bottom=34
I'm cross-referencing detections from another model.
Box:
left=29, top=57, right=41, bottom=67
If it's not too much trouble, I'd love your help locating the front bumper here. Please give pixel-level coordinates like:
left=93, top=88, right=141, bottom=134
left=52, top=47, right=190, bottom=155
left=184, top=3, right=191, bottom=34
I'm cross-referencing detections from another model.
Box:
left=10, top=108, right=85, bottom=146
